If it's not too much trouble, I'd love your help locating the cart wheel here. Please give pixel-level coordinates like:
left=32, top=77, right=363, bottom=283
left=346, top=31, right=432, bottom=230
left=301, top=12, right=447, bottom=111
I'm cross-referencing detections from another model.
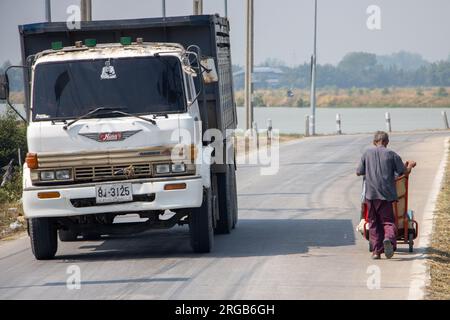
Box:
left=369, top=242, right=373, bottom=253
left=408, top=233, right=414, bottom=253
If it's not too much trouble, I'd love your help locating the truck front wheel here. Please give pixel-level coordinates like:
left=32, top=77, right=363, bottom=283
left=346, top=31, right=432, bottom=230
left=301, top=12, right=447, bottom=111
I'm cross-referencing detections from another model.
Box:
left=189, top=188, right=214, bottom=253
left=29, top=217, right=58, bottom=260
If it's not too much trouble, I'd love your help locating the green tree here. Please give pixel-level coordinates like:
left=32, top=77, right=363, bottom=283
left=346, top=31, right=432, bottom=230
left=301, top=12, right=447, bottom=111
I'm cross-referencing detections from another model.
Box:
left=0, top=110, right=27, bottom=168
left=253, top=93, right=266, bottom=107
left=435, top=87, right=449, bottom=97
left=338, top=52, right=378, bottom=71
left=376, top=51, right=429, bottom=71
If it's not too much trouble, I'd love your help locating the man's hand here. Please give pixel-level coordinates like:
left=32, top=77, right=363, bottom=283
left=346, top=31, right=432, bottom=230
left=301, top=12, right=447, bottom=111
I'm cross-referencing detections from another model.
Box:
left=406, top=160, right=417, bottom=169
left=404, top=160, right=417, bottom=176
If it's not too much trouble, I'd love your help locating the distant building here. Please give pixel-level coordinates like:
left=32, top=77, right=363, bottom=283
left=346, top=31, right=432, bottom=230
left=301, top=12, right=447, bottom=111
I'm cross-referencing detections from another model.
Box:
left=233, top=67, right=284, bottom=90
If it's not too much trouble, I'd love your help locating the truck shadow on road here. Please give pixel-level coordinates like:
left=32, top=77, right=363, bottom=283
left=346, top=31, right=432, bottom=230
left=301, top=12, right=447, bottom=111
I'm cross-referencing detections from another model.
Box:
left=57, top=219, right=355, bottom=262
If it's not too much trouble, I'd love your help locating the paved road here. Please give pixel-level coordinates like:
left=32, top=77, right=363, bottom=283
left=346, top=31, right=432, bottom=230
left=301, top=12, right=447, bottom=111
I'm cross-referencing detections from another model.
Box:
left=0, top=131, right=448, bottom=299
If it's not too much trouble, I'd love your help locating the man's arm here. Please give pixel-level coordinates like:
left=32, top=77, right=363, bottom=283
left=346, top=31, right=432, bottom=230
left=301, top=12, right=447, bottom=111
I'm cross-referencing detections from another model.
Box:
left=393, top=153, right=406, bottom=176
left=394, top=152, right=416, bottom=176
left=356, top=154, right=365, bottom=176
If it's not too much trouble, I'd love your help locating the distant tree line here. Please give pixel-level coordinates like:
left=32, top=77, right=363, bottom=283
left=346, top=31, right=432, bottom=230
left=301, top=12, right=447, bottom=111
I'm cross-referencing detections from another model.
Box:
left=233, top=51, right=450, bottom=90
left=2, top=51, right=450, bottom=93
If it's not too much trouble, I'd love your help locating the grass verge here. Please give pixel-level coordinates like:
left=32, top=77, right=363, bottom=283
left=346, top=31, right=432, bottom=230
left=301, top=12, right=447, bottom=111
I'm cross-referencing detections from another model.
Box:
left=235, top=87, right=450, bottom=108
left=426, top=145, right=450, bottom=300
left=0, top=202, right=26, bottom=240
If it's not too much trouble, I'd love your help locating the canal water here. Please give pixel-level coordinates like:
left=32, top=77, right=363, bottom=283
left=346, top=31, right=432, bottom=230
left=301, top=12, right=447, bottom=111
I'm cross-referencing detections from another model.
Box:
left=236, top=107, right=450, bottom=134
left=1, top=104, right=449, bottom=135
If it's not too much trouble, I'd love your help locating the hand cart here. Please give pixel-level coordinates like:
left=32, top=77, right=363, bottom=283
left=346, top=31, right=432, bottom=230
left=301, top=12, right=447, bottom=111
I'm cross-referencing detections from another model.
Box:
left=362, top=175, right=419, bottom=252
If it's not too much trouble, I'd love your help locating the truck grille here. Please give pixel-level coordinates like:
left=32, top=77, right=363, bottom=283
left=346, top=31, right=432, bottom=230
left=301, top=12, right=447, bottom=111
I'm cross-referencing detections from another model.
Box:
left=74, top=164, right=152, bottom=181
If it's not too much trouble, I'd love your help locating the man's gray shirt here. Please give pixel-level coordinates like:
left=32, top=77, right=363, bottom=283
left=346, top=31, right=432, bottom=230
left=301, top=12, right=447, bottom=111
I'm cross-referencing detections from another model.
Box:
left=357, top=146, right=406, bottom=202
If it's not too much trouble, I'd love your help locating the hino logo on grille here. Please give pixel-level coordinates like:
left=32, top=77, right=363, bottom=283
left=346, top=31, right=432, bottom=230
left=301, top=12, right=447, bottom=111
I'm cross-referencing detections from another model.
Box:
left=99, top=132, right=122, bottom=141
left=79, top=130, right=142, bottom=142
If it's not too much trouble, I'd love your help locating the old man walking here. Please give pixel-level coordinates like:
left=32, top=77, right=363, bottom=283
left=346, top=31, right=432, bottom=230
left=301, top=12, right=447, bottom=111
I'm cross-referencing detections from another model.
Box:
left=357, top=131, right=416, bottom=259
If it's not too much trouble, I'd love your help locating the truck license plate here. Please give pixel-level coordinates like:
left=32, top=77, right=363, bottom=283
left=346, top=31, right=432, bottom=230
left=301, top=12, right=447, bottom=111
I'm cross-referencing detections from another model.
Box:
left=95, top=183, right=132, bottom=204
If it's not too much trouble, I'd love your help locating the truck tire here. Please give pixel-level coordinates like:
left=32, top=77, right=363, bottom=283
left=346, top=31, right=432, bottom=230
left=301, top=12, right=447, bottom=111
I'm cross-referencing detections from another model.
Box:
left=230, top=165, right=238, bottom=229
left=189, top=188, right=214, bottom=253
left=29, top=217, right=57, bottom=260
left=215, top=164, right=238, bottom=233
left=59, top=229, right=78, bottom=242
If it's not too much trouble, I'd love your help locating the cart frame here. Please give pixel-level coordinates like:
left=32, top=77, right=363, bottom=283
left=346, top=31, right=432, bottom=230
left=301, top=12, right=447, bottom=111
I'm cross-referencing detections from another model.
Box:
left=362, top=175, right=419, bottom=252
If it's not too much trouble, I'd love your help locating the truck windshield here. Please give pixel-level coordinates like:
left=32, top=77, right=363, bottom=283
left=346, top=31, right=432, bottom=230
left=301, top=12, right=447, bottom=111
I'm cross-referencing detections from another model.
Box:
left=32, top=56, right=186, bottom=121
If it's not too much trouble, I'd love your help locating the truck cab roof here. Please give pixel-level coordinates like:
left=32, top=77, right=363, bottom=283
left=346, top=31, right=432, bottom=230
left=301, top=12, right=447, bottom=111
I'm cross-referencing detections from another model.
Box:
left=34, top=42, right=185, bottom=65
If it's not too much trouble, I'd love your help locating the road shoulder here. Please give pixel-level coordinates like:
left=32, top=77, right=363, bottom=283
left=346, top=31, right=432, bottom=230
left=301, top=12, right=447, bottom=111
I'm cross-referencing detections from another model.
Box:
left=408, top=137, right=449, bottom=299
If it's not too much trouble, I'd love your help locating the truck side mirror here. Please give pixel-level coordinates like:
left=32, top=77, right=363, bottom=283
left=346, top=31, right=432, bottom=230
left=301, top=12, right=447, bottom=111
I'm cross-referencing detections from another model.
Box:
left=200, top=58, right=218, bottom=84
left=2, top=66, right=27, bottom=123
left=0, top=74, right=9, bottom=101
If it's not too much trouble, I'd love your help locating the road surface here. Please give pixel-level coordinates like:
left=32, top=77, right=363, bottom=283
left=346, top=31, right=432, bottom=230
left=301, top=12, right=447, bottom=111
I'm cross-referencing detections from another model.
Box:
left=0, top=131, right=448, bottom=299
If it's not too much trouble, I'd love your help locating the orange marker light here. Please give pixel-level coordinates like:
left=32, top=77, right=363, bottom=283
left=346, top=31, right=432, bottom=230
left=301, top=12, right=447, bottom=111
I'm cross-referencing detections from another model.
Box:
left=190, top=144, right=197, bottom=161
left=37, top=192, right=60, bottom=199
left=164, top=183, right=187, bottom=191
left=25, top=153, right=38, bottom=169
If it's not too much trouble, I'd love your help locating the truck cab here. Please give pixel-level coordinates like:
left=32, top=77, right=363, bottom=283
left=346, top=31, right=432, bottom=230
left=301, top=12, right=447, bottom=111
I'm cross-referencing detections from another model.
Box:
left=0, top=15, right=238, bottom=260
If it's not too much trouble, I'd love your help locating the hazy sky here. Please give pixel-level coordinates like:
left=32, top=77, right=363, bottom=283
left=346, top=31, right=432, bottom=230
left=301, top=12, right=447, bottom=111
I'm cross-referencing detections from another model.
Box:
left=0, top=0, right=449, bottom=66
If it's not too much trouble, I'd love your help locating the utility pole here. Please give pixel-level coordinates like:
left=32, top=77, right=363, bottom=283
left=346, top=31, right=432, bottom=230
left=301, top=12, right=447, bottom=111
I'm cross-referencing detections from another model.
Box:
left=162, top=0, right=166, bottom=17
left=245, top=0, right=254, bottom=130
left=80, top=0, right=92, bottom=21
left=193, top=0, right=203, bottom=15
left=44, top=0, right=51, bottom=22
left=309, top=0, right=318, bottom=135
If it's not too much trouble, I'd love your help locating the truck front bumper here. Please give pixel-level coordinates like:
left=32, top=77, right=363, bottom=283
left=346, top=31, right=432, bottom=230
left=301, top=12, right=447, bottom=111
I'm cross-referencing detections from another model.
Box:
left=23, top=176, right=203, bottom=218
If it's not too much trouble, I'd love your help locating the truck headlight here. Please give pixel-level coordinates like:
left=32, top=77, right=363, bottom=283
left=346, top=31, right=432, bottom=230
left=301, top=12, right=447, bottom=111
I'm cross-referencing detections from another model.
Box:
left=40, top=171, right=55, bottom=181
left=171, top=163, right=186, bottom=173
left=155, top=164, right=170, bottom=174
left=55, top=169, right=71, bottom=180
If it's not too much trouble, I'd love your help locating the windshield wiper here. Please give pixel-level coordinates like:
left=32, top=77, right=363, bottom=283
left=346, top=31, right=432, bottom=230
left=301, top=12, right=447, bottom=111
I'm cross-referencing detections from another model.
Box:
left=108, top=110, right=157, bottom=125
left=63, top=107, right=156, bottom=130
left=63, top=107, right=122, bottom=130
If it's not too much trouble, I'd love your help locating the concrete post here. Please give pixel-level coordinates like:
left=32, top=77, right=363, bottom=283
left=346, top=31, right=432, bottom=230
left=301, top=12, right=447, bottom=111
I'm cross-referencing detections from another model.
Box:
left=17, top=148, right=22, bottom=167
left=442, top=111, right=449, bottom=129
left=267, top=118, right=272, bottom=147
left=244, top=130, right=250, bottom=155
left=336, top=113, right=342, bottom=135
left=385, top=112, right=392, bottom=132
left=305, top=115, right=310, bottom=137
left=253, top=121, right=259, bottom=150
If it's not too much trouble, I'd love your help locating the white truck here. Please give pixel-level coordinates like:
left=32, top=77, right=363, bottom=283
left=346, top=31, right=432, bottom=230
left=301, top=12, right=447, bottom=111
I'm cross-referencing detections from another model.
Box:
left=0, top=15, right=238, bottom=260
